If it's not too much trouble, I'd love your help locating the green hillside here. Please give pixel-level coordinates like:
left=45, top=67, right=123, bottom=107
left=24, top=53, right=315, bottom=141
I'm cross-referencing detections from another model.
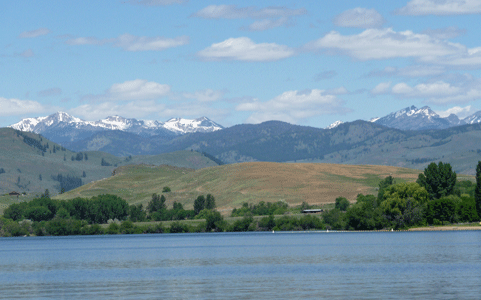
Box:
left=55, top=162, right=426, bottom=215
left=0, top=128, right=218, bottom=197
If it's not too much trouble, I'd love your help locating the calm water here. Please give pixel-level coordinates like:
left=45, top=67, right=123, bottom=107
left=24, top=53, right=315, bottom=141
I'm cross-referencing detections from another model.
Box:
left=1, top=231, right=481, bottom=299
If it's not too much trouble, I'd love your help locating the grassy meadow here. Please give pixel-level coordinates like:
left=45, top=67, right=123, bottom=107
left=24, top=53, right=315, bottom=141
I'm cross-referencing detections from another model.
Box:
left=55, top=162, right=425, bottom=214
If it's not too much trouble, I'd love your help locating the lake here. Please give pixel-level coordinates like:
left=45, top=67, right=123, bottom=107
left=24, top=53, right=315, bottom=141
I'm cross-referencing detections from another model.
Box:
left=1, top=231, right=481, bottom=299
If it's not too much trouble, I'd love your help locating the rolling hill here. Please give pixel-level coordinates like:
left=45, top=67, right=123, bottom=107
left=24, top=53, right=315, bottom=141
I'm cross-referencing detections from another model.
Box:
left=55, top=162, right=426, bottom=214
left=0, top=128, right=219, bottom=196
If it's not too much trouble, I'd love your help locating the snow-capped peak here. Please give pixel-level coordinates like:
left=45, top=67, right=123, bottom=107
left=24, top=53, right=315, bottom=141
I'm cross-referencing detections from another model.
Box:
left=163, top=117, right=223, bottom=133
left=9, top=112, right=223, bottom=135
left=325, top=120, right=343, bottom=129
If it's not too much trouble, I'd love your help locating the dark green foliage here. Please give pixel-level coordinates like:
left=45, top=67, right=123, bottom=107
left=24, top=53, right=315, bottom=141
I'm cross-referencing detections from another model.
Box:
left=45, top=219, right=85, bottom=236
left=378, top=176, right=394, bottom=203
left=3, top=203, right=26, bottom=221
left=129, top=204, right=146, bottom=222
left=51, top=174, right=83, bottom=192
left=457, top=196, right=479, bottom=223
left=201, top=151, right=224, bottom=165
left=335, top=197, right=350, bottom=211
left=18, top=132, right=47, bottom=152
left=455, top=180, right=475, bottom=197
left=426, top=197, right=457, bottom=224
left=75, top=152, right=84, bottom=161
left=56, top=207, right=71, bottom=219
left=70, top=198, right=90, bottom=220
left=39, top=174, right=42, bottom=181
left=120, top=220, right=136, bottom=234
left=0, top=168, right=5, bottom=174
left=147, top=193, right=166, bottom=214
left=0, top=217, right=29, bottom=237
left=86, top=194, right=129, bottom=224
left=299, top=215, right=324, bottom=230
left=416, top=162, right=457, bottom=199
left=345, top=195, right=383, bottom=230
left=322, top=208, right=345, bottom=230
left=162, top=186, right=171, bottom=193
left=193, top=195, right=206, bottom=215
left=82, top=171, right=86, bottom=178
left=476, top=161, right=481, bottom=218
left=204, top=210, right=224, bottom=232
left=101, top=158, right=112, bottom=166
left=230, top=215, right=254, bottom=232
left=82, top=223, right=105, bottom=235
left=169, top=221, right=191, bottom=233
left=205, top=194, right=216, bottom=210
left=106, top=222, right=120, bottom=234
left=25, top=206, right=53, bottom=222
left=231, top=201, right=288, bottom=217
left=258, top=215, right=276, bottom=230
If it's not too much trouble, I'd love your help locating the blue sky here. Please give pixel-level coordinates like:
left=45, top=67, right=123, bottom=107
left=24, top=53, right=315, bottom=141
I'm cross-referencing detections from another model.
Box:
left=2, top=0, right=481, bottom=128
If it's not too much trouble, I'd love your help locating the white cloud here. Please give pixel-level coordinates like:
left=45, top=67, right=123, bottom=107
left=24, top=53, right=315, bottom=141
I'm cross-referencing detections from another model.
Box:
left=236, top=89, right=350, bottom=124
left=183, top=89, right=225, bottom=102
left=66, top=34, right=188, bottom=51
left=392, top=81, right=460, bottom=96
left=193, top=5, right=306, bottom=19
left=436, top=105, right=475, bottom=118
left=197, top=37, right=294, bottom=61
left=66, top=37, right=108, bottom=46
left=128, top=0, right=187, bottom=6
left=371, top=82, right=392, bottom=95
left=326, top=87, right=349, bottom=95
left=69, top=101, right=166, bottom=121
left=246, top=17, right=290, bottom=31
left=333, top=8, right=385, bottom=28
left=374, top=76, right=481, bottom=104
left=306, top=28, right=464, bottom=61
left=368, top=65, right=446, bottom=77
left=114, top=34, right=189, bottom=51
left=84, top=79, right=171, bottom=102
left=0, top=97, right=46, bottom=116
left=70, top=100, right=229, bottom=123
left=422, top=26, right=466, bottom=39
left=426, top=47, right=481, bottom=68
left=396, top=0, right=481, bottom=15
left=19, top=28, right=50, bottom=38
left=192, top=5, right=306, bottom=31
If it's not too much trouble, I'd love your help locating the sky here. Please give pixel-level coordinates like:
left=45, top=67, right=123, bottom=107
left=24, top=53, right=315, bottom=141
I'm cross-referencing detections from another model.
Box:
left=2, top=0, right=481, bottom=129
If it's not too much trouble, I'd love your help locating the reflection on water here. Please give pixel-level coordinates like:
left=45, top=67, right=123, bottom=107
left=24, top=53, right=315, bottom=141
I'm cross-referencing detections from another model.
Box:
left=1, top=232, right=481, bottom=299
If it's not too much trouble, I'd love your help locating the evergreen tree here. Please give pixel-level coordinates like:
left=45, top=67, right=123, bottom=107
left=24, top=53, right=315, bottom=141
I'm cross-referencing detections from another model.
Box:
left=205, top=194, right=216, bottom=210
left=194, top=195, right=206, bottom=215
left=147, top=193, right=166, bottom=213
left=475, top=161, right=481, bottom=219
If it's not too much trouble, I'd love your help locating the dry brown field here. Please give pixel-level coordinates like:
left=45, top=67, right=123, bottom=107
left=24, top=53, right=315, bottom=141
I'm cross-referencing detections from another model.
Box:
left=55, top=162, right=423, bottom=213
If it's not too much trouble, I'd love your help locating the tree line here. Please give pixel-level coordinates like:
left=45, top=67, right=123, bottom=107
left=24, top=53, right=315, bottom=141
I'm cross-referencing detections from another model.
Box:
left=323, top=161, right=481, bottom=230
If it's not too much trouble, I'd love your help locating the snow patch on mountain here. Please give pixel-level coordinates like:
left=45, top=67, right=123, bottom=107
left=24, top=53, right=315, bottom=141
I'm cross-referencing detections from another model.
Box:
left=9, top=112, right=224, bottom=135
left=325, top=120, right=343, bottom=129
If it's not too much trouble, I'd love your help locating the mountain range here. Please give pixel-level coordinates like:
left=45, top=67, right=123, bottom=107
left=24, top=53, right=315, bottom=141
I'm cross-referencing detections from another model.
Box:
left=5, top=105, right=481, bottom=175
left=327, top=105, right=481, bottom=131
left=10, top=112, right=223, bottom=137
